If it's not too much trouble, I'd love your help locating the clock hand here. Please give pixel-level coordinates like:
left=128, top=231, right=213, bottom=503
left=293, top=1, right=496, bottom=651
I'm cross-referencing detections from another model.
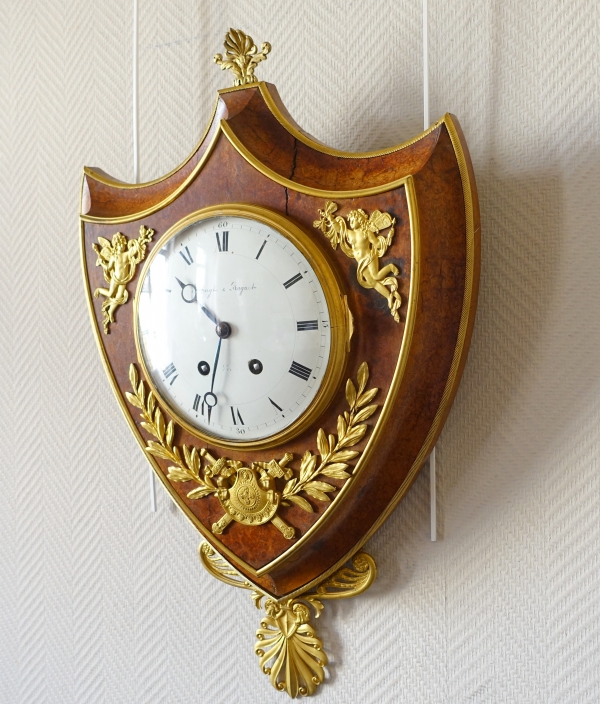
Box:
left=204, top=336, right=222, bottom=424
left=203, top=320, right=231, bottom=424
left=175, top=277, right=197, bottom=303
left=204, top=391, right=217, bottom=424
left=201, top=305, right=218, bottom=324
left=210, top=337, right=222, bottom=394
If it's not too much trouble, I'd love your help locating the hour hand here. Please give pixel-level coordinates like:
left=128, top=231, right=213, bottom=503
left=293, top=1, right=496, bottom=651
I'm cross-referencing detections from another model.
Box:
left=201, top=305, right=218, bottom=324
left=175, top=277, right=197, bottom=303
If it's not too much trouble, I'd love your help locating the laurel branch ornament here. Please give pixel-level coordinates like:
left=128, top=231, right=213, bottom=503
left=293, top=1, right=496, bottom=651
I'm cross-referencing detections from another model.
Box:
left=126, top=362, right=379, bottom=537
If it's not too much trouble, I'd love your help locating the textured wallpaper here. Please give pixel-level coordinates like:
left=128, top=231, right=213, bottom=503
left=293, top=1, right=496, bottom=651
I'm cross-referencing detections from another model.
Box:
left=1, top=1, right=599, bottom=702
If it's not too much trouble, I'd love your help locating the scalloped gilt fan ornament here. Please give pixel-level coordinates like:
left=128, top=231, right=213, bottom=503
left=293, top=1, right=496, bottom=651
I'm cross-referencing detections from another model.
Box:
left=80, top=29, right=480, bottom=698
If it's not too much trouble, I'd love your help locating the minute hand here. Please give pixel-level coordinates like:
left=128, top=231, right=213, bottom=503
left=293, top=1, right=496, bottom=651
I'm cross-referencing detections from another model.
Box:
left=210, top=337, right=222, bottom=394
left=205, top=337, right=222, bottom=424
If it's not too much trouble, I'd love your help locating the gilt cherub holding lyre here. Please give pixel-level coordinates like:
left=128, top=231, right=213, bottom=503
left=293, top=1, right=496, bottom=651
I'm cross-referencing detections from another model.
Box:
left=93, top=225, right=154, bottom=333
left=314, top=201, right=401, bottom=322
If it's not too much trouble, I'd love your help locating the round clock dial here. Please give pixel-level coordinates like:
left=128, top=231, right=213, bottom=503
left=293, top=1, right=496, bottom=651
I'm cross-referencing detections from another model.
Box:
left=135, top=207, right=345, bottom=447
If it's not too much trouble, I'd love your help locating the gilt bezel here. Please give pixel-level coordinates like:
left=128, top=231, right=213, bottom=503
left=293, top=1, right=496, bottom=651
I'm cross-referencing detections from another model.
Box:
left=133, top=203, right=349, bottom=451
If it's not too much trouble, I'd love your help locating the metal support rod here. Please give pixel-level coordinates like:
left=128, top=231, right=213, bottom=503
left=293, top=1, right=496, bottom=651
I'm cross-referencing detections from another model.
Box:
left=423, top=0, right=436, bottom=540
left=133, top=0, right=140, bottom=184
left=423, top=0, right=429, bottom=130
left=429, top=447, right=436, bottom=541
left=132, top=0, right=155, bottom=512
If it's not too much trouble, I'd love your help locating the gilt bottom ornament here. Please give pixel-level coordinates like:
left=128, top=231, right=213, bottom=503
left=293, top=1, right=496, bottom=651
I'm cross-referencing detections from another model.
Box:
left=200, top=544, right=377, bottom=698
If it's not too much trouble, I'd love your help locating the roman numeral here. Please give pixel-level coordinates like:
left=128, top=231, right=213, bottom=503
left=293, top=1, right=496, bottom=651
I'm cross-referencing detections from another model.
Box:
left=216, top=231, right=229, bottom=252
left=256, top=240, right=267, bottom=259
left=179, top=246, right=193, bottom=265
left=163, top=363, right=178, bottom=385
left=283, top=273, right=303, bottom=289
left=289, top=361, right=311, bottom=381
left=230, top=406, right=244, bottom=425
left=297, top=320, right=318, bottom=331
left=193, top=394, right=201, bottom=412
left=269, top=397, right=283, bottom=412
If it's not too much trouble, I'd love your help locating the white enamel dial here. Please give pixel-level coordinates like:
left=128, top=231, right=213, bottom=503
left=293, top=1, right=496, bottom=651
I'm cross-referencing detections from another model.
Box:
left=137, top=213, right=332, bottom=443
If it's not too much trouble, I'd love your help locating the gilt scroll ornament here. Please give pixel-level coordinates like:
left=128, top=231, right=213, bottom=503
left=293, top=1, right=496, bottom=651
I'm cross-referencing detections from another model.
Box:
left=314, top=201, right=401, bottom=322
left=93, top=225, right=154, bottom=333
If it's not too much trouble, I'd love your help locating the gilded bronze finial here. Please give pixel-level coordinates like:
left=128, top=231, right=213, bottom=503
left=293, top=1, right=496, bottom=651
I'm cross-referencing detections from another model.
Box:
left=213, top=28, right=271, bottom=87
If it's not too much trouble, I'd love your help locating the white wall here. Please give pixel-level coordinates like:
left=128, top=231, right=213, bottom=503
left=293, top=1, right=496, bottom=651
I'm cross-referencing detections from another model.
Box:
left=1, top=1, right=599, bottom=702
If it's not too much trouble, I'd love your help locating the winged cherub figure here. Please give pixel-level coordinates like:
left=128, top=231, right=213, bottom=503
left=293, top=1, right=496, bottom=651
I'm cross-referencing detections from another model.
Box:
left=314, top=201, right=401, bottom=322
left=93, top=225, right=154, bottom=333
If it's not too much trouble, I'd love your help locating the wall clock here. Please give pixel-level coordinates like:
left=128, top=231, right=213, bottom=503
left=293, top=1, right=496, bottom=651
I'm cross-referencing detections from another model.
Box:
left=81, top=28, right=480, bottom=698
